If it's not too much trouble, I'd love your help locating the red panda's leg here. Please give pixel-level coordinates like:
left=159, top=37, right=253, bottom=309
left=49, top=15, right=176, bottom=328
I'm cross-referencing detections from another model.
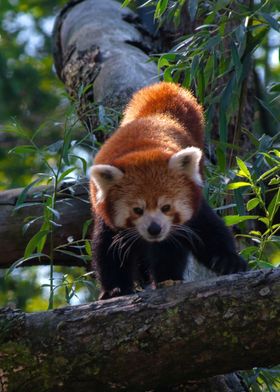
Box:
left=150, top=243, right=188, bottom=284
left=92, top=216, right=135, bottom=299
left=187, top=199, right=248, bottom=274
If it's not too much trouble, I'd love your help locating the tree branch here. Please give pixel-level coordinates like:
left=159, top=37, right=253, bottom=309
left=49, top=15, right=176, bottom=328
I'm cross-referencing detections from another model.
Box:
left=53, top=0, right=158, bottom=138
left=0, top=181, right=90, bottom=269
left=1, top=269, right=279, bottom=391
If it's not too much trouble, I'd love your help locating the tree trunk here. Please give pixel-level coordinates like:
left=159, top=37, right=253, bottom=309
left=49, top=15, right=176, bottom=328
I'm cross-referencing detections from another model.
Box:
left=53, top=0, right=158, bottom=141
left=1, top=269, right=279, bottom=392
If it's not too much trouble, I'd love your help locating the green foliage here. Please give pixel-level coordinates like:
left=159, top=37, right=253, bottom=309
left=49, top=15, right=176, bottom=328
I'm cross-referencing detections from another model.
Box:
left=0, top=1, right=64, bottom=125
left=0, top=266, right=97, bottom=311
left=4, top=108, right=98, bottom=309
left=0, top=268, right=44, bottom=310
left=227, top=147, right=280, bottom=268
left=156, top=1, right=278, bottom=149
left=243, top=366, right=280, bottom=392
left=0, top=1, right=67, bottom=189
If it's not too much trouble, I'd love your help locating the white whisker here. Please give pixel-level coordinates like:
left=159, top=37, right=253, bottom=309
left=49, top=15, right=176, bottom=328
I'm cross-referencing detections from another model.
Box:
left=168, top=233, right=184, bottom=251
left=108, top=228, right=139, bottom=265
left=121, top=235, right=140, bottom=266
left=171, top=224, right=203, bottom=250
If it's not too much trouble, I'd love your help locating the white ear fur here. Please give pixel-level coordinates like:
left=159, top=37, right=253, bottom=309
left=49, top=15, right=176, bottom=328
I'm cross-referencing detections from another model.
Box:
left=90, top=164, right=124, bottom=202
left=168, top=147, right=203, bottom=186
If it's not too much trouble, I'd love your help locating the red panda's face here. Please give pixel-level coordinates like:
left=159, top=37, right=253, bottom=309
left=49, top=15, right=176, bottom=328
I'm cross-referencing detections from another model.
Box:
left=90, top=147, right=203, bottom=242
left=112, top=193, right=195, bottom=242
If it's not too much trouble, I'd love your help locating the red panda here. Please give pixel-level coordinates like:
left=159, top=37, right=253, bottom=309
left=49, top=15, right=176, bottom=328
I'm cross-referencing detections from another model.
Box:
left=89, top=82, right=247, bottom=299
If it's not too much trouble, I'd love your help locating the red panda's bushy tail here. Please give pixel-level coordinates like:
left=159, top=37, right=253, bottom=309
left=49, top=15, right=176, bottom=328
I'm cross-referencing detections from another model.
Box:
left=121, top=82, right=204, bottom=147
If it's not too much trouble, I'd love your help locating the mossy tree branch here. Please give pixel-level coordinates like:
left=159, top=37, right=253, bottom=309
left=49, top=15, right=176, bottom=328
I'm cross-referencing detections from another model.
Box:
left=1, top=269, right=280, bottom=391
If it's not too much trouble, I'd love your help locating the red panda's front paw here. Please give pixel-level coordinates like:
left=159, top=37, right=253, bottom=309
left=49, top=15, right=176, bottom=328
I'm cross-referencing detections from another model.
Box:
left=157, top=279, right=184, bottom=289
left=98, top=287, right=134, bottom=300
left=210, top=253, right=248, bottom=275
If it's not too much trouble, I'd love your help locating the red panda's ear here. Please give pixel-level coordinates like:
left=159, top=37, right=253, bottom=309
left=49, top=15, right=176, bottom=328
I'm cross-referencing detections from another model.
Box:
left=168, top=147, right=203, bottom=186
left=90, top=164, right=124, bottom=202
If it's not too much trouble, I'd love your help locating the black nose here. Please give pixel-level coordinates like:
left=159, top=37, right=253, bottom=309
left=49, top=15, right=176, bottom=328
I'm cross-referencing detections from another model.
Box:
left=147, top=222, right=161, bottom=236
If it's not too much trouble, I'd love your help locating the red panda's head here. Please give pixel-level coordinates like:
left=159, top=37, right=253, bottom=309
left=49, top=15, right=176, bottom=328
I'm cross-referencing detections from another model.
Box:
left=90, top=147, right=203, bottom=242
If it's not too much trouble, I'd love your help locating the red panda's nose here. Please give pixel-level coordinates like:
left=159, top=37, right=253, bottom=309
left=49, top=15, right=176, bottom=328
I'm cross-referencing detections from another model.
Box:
left=147, top=222, right=162, bottom=236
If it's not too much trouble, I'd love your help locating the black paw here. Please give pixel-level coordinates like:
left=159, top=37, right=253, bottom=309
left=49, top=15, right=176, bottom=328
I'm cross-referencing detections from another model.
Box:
left=210, top=253, right=247, bottom=275
left=98, top=287, right=134, bottom=300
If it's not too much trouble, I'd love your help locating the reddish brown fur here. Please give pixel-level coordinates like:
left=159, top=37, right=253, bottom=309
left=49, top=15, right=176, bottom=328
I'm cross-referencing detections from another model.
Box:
left=90, top=82, right=204, bottom=227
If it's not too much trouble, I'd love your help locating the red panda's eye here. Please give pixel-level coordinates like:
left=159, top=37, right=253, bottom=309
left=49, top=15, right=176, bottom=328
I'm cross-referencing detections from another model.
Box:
left=133, top=207, right=144, bottom=216
left=161, top=204, right=171, bottom=213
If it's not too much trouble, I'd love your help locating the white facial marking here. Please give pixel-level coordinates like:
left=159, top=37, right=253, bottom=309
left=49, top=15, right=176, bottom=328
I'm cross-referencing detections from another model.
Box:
left=168, top=147, right=203, bottom=186
left=113, top=199, right=130, bottom=228
left=113, top=199, right=145, bottom=229
left=112, top=196, right=194, bottom=241
left=90, top=164, right=124, bottom=203
left=174, top=200, right=193, bottom=223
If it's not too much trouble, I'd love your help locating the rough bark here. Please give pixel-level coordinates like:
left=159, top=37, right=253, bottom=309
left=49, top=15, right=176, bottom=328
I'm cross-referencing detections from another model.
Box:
left=0, top=181, right=90, bottom=269
left=53, top=0, right=158, bottom=140
left=1, top=269, right=279, bottom=392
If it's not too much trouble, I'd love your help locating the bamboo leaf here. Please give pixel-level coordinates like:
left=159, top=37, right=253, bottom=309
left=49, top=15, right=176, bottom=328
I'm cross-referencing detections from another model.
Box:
left=256, top=98, right=280, bottom=123
left=205, top=35, right=220, bottom=50
left=269, top=177, right=280, bottom=186
left=268, top=83, right=280, bottom=93
left=221, top=76, right=236, bottom=112
left=224, top=215, right=258, bottom=226
left=24, top=230, right=49, bottom=258
left=163, top=67, right=173, bottom=82
left=216, top=144, right=226, bottom=173
left=46, top=206, right=60, bottom=219
left=22, top=216, right=43, bottom=234
left=58, top=167, right=76, bottom=183
left=158, top=56, right=171, bottom=70
left=85, top=240, right=92, bottom=257
left=70, top=154, right=87, bottom=175
left=121, top=0, right=131, bottom=7
left=6, top=253, right=50, bottom=276
left=15, top=177, right=44, bottom=208
left=259, top=12, right=280, bottom=33
left=82, top=219, right=92, bottom=239
left=247, top=198, right=260, bottom=212
left=190, top=55, right=199, bottom=82
left=258, top=217, right=269, bottom=227
left=234, top=189, right=246, bottom=215
left=56, top=249, right=90, bottom=262
left=227, top=182, right=251, bottom=190
left=14, top=202, right=42, bottom=211
left=155, top=0, right=169, bottom=19
left=236, top=157, right=251, bottom=179
left=268, top=188, right=280, bottom=219
left=188, top=0, right=198, bottom=22
left=9, top=145, right=37, bottom=155
left=257, top=166, right=280, bottom=182
left=231, top=41, right=241, bottom=68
